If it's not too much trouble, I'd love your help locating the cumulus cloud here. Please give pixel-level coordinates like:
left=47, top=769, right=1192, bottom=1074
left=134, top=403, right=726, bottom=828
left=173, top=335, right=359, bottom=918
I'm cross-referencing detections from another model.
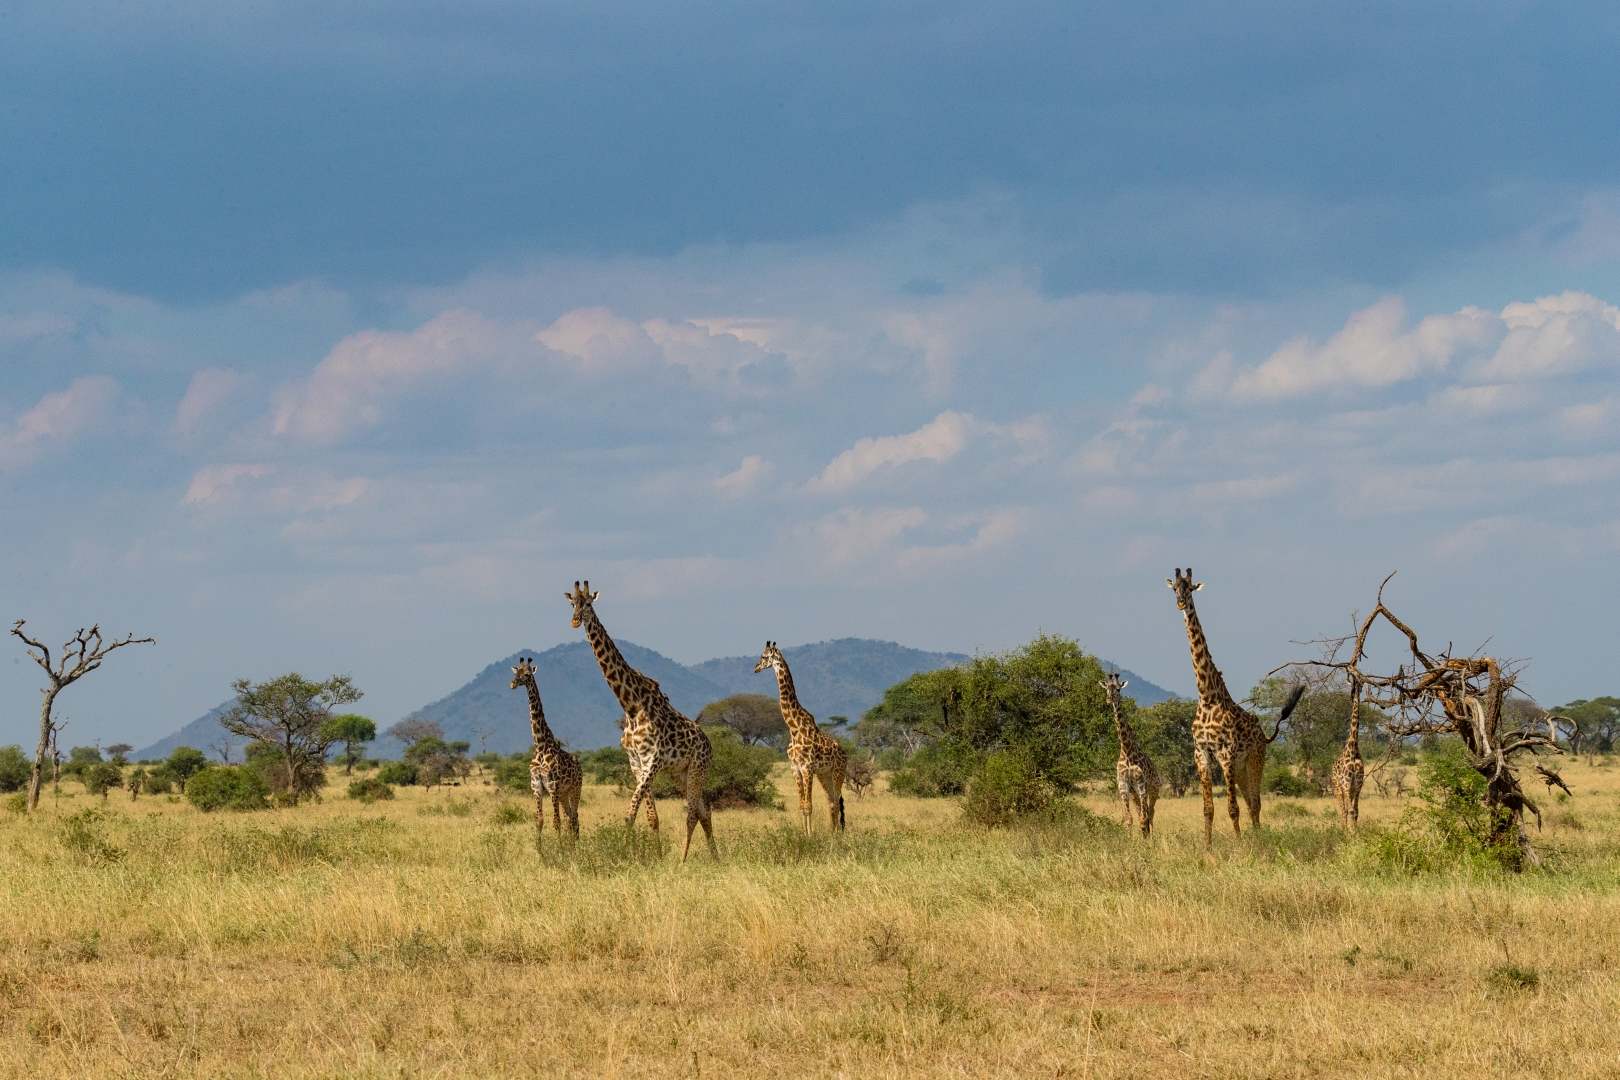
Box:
left=173, top=368, right=245, bottom=436
left=803, top=506, right=927, bottom=564
left=716, top=455, right=774, bottom=497
left=1204, top=297, right=1499, bottom=398
left=273, top=309, right=514, bottom=443
left=184, top=463, right=274, bottom=505
left=897, top=509, right=1026, bottom=571
left=808, top=411, right=978, bottom=492
left=0, top=376, right=118, bottom=468
left=536, top=307, right=657, bottom=371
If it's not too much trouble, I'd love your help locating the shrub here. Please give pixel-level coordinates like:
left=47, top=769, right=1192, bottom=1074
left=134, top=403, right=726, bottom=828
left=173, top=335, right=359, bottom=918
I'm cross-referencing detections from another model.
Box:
left=490, top=753, right=534, bottom=793
left=490, top=801, right=529, bottom=826
left=889, top=741, right=978, bottom=798
left=347, top=776, right=395, bottom=803
left=0, top=745, right=31, bottom=793
left=873, top=746, right=905, bottom=772
left=579, top=747, right=631, bottom=787
left=376, top=761, right=418, bottom=786
left=165, top=746, right=209, bottom=782
left=83, top=762, right=124, bottom=801
left=961, top=749, right=1068, bottom=827
left=1263, top=763, right=1311, bottom=797
left=185, top=766, right=271, bottom=812
left=699, top=727, right=782, bottom=809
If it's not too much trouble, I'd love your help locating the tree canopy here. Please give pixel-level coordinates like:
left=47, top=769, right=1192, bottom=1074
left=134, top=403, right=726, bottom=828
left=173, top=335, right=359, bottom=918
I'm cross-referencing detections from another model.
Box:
left=696, top=694, right=788, bottom=749
left=322, top=713, right=377, bottom=775
left=220, top=673, right=362, bottom=805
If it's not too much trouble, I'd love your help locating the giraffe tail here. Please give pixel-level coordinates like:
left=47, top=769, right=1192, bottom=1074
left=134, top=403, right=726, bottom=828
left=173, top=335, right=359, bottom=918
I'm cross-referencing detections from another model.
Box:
left=838, top=795, right=845, bottom=830
left=1266, top=684, right=1307, bottom=744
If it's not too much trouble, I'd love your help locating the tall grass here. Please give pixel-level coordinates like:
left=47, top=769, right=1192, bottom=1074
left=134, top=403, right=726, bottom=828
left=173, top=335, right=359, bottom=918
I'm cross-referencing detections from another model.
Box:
left=0, top=763, right=1618, bottom=1077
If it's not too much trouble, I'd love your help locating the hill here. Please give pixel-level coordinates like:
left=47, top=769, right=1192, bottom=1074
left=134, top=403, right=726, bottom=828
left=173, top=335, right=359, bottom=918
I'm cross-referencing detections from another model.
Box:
left=691, top=638, right=972, bottom=721
left=384, top=640, right=729, bottom=756
left=134, top=700, right=236, bottom=762
left=135, top=639, right=1188, bottom=758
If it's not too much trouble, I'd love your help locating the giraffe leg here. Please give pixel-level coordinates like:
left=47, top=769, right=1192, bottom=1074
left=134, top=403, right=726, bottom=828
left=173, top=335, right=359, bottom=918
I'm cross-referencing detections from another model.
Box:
left=644, top=794, right=659, bottom=831
left=793, top=766, right=814, bottom=836
left=1244, top=747, right=1264, bottom=829
left=1119, top=782, right=1134, bottom=830
left=1195, top=746, right=1215, bottom=845
left=1142, top=786, right=1158, bottom=838
left=626, top=768, right=658, bottom=833
left=818, top=770, right=845, bottom=832
left=681, top=762, right=717, bottom=863
left=552, top=787, right=563, bottom=835
left=563, top=781, right=581, bottom=838
left=1218, top=750, right=1241, bottom=836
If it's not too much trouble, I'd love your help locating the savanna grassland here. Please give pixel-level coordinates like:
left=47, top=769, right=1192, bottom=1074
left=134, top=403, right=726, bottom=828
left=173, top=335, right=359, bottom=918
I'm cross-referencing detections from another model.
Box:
left=3, top=760, right=1620, bottom=1079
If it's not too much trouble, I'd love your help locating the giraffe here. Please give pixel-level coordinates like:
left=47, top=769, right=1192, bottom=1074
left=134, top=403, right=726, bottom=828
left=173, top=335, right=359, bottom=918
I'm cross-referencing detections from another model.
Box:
left=1331, top=676, right=1365, bottom=831
left=1167, top=568, right=1304, bottom=844
left=1102, top=671, right=1161, bottom=837
left=566, top=581, right=717, bottom=861
left=755, top=640, right=847, bottom=834
left=509, top=656, right=582, bottom=838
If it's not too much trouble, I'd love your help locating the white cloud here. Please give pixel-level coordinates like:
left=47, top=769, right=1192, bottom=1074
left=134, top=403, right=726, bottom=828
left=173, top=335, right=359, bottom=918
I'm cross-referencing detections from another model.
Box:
left=1478, top=291, right=1620, bottom=380
left=803, top=506, right=927, bottom=564
left=716, top=455, right=774, bottom=497
left=1188, top=471, right=1302, bottom=504
left=808, top=410, right=978, bottom=492
left=272, top=309, right=512, bottom=443
left=173, top=368, right=244, bottom=436
left=0, top=376, right=119, bottom=468
left=184, top=463, right=274, bottom=505
left=536, top=307, right=657, bottom=371
left=897, top=509, right=1026, bottom=571
left=1210, top=297, right=1498, bottom=398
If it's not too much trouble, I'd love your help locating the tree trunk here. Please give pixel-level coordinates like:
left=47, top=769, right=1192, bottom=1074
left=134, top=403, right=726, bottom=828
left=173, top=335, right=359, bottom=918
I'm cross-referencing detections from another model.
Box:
left=28, top=685, right=60, bottom=812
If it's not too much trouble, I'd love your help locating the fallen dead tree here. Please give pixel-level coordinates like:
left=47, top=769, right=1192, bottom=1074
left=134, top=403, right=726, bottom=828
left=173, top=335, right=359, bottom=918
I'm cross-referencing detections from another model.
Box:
left=1281, top=573, right=1561, bottom=870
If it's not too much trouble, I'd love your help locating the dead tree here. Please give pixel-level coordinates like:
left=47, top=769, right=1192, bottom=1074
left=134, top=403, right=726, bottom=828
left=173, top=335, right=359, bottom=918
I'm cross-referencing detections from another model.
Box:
left=1283, top=574, right=1560, bottom=869
left=11, top=621, right=154, bottom=811
left=846, top=753, right=876, bottom=800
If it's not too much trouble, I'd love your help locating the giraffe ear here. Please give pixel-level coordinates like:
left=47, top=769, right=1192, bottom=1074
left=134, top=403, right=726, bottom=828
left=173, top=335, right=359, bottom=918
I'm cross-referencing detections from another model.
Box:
left=1193, top=583, right=1203, bottom=591
left=591, top=590, right=601, bottom=601
left=1121, top=680, right=1129, bottom=690
left=1165, top=578, right=1175, bottom=587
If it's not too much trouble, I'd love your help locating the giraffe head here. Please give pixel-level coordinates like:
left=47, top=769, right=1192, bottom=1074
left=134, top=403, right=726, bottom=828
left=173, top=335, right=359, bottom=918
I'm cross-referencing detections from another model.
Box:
left=1166, top=567, right=1203, bottom=610
left=1101, top=671, right=1129, bottom=706
left=753, top=640, right=785, bottom=674
left=509, top=656, right=537, bottom=690
left=565, top=580, right=601, bottom=628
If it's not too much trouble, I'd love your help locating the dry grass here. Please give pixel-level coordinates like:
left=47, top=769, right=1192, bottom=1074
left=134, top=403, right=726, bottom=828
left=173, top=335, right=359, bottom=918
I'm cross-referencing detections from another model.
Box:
left=1, top=759, right=1619, bottom=1078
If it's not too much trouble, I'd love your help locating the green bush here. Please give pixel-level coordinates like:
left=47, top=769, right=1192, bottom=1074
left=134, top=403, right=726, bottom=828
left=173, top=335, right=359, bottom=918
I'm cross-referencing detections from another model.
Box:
left=699, top=727, right=781, bottom=809
left=888, top=741, right=978, bottom=798
left=579, top=747, right=631, bottom=787
left=961, top=749, right=1068, bottom=827
left=873, top=747, right=905, bottom=772
left=375, top=761, right=418, bottom=786
left=83, top=762, right=124, bottom=801
left=1263, top=763, right=1311, bottom=797
left=185, top=766, right=271, bottom=812
left=165, top=746, right=209, bottom=782
left=347, top=776, right=395, bottom=803
left=0, top=745, right=31, bottom=793
left=490, top=753, right=533, bottom=793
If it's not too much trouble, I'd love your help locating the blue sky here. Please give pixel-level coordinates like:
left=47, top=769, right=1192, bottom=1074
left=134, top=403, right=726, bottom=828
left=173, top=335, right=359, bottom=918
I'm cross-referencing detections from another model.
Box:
left=4, top=1, right=1620, bottom=748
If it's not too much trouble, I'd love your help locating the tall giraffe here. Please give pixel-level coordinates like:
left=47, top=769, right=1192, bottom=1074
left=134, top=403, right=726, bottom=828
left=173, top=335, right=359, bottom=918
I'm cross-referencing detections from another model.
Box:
left=509, top=656, right=582, bottom=838
left=566, top=581, right=717, bottom=861
left=1103, top=671, right=1161, bottom=837
left=1168, top=568, right=1303, bottom=844
left=755, top=641, right=847, bottom=834
left=1331, top=675, right=1365, bottom=831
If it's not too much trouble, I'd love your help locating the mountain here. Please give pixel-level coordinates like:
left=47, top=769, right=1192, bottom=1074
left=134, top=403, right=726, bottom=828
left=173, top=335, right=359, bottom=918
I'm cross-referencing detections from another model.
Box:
left=135, top=700, right=235, bottom=762
left=135, top=639, right=1188, bottom=760
left=691, top=638, right=971, bottom=722
left=380, top=640, right=729, bottom=756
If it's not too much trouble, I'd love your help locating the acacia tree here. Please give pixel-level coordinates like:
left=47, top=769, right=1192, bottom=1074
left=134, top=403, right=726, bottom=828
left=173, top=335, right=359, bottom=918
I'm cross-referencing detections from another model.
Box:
left=696, top=694, right=789, bottom=748
left=220, top=674, right=362, bottom=806
left=1286, top=575, right=1560, bottom=870
left=11, top=620, right=155, bottom=811
left=322, top=714, right=376, bottom=775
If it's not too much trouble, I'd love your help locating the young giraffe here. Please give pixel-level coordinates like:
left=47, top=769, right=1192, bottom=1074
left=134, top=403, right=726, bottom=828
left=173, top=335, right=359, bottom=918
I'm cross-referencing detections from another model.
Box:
left=1168, top=568, right=1304, bottom=844
left=566, top=581, right=717, bottom=861
left=509, top=656, right=582, bottom=838
left=1331, top=676, right=1365, bottom=831
left=1102, top=671, right=1161, bottom=837
left=755, top=641, right=847, bottom=834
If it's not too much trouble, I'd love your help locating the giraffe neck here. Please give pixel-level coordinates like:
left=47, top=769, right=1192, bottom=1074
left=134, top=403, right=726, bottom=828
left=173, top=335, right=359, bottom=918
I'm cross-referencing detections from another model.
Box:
left=1110, top=699, right=1142, bottom=756
left=1180, top=600, right=1235, bottom=707
left=582, top=609, right=649, bottom=715
left=524, top=680, right=559, bottom=749
left=772, top=660, right=820, bottom=740
left=1346, top=678, right=1361, bottom=753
